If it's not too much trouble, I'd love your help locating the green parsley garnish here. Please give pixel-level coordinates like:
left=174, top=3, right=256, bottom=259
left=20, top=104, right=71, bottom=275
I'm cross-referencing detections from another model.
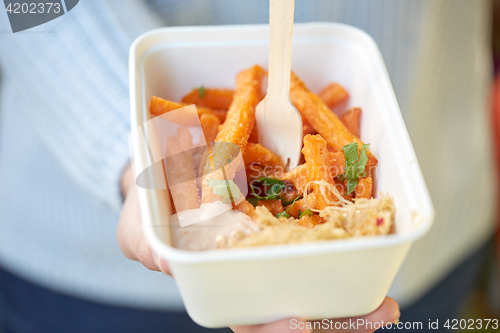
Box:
left=341, top=142, right=370, bottom=194
left=198, top=85, right=206, bottom=98
left=276, top=211, right=290, bottom=218
left=246, top=196, right=259, bottom=207
left=249, top=177, right=285, bottom=201
left=281, top=194, right=300, bottom=206
left=275, top=194, right=302, bottom=218
left=247, top=177, right=302, bottom=215
left=207, top=179, right=241, bottom=204
left=298, top=208, right=313, bottom=219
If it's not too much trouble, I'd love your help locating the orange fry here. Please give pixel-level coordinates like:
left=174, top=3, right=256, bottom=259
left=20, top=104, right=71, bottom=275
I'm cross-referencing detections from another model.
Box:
left=334, top=179, right=353, bottom=201
left=199, top=113, right=221, bottom=143
left=327, top=151, right=345, bottom=178
left=278, top=164, right=308, bottom=192
left=150, top=96, right=226, bottom=123
left=235, top=199, right=256, bottom=219
left=215, top=65, right=266, bottom=148
left=302, top=134, right=335, bottom=210
left=302, top=135, right=334, bottom=184
left=296, top=214, right=324, bottom=228
left=318, top=83, right=349, bottom=110
left=248, top=123, right=259, bottom=143
left=355, top=177, right=373, bottom=199
left=286, top=198, right=308, bottom=219
left=165, top=127, right=200, bottom=211
left=203, top=65, right=266, bottom=203
left=208, top=65, right=266, bottom=171
left=181, top=88, right=234, bottom=110
left=197, top=113, right=221, bottom=173
left=290, top=72, right=377, bottom=166
left=257, top=199, right=284, bottom=216
left=303, top=123, right=316, bottom=136
left=243, top=143, right=283, bottom=168
left=340, top=107, right=362, bottom=138
left=244, top=143, right=283, bottom=182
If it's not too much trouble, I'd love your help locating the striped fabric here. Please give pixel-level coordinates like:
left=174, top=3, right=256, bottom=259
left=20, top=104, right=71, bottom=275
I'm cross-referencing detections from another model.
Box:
left=0, top=0, right=496, bottom=309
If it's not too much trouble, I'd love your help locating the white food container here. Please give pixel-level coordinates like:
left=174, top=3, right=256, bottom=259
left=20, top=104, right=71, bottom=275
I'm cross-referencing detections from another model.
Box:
left=129, top=23, right=435, bottom=328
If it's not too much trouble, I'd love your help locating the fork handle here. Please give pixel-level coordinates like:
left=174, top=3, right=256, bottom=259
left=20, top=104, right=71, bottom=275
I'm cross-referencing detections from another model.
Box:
left=267, top=0, right=295, bottom=99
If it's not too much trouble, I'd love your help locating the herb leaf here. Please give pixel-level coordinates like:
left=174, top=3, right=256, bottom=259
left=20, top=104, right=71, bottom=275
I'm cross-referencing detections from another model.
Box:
left=246, top=196, right=259, bottom=207
left=346, top=180, right=357, bottom=195
left=249, top=177, right=285, bottom=201
left=248, top=177, right=303, bottom=214
left=341, top=143, right=370, bottom=194
left=285, top=194, right=302, bottom=210
left=337, top=174, right=345, bottom=183
left=275, top=194, right=303, bottom=218
left=357, top=144, right=369, bottom=176
left=276, top=211, right=290, bottom=219
left=298, top=208, right=313, bottom=218
left=343, top=142, right=359, bottom=166
left=207, top=179, right=241, bottom=203
left=257, top=177, right=284, bottom=187
left=198, top=85, right=206, bottom=98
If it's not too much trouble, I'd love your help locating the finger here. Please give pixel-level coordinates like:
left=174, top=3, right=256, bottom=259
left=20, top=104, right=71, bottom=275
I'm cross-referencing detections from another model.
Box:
left=231, top=318, right=312, bottom=333
left=117, top=184, right=167, bottom=273
left=312, top=297, right=400, bottom=332
left=153, top=251, right=172, bottom=276
left=360, top=297, right=400, bottom=327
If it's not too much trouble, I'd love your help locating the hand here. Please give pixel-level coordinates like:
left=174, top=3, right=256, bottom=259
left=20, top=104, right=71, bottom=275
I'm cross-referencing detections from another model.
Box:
left=117, top=164, right=171, bottom=274
left=230, top=297, right=400, bottom=333
left=117, top=165, right=400, bottom=332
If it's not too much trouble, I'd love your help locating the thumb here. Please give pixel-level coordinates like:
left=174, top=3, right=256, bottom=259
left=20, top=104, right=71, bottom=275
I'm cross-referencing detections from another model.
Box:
left=231, top=318, right=312, bottom=333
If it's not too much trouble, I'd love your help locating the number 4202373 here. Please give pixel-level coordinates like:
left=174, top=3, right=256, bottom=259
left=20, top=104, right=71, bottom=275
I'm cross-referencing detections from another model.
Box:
left=444, top=319, right=498, bottom=330
left=6, top=2, right=61, bottom=14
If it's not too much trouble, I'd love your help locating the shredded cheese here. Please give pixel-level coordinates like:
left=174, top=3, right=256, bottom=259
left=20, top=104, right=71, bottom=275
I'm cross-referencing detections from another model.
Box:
left=303, top=180, right=352, bottom=211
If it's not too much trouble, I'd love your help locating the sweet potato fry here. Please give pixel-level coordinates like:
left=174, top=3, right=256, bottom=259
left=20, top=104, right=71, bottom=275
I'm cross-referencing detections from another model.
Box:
left=203, top=65, right=266, bottom=203
left=244, top=142, right=284, bottom=182
left=302, top=135, right=333, bottom=183
left=318, top=83, right=349, bottom=110
left=181, top=88, right=234, bottom=110
left=340, top=107, right=361, bottom=138
left=355, top=177, right=373, bottom=199
left=303, top=124, right=316, bottom=136
left=327, top=151, right=345, bottom=178
left=165, top=127, right=200, bottom=211
left=278, top=164, right=308, bottom=192
left=150, top=96, right=226, bottom=123
left=334, top=179, right=353, bottom=201
left=215, top=65, right=266, bottom=147
left=302, top=134, right=335, bottom=209
left=207, top=65, right=266, bottom=169
left=199, top=113, right=221, bottom=143
left=235, top=199, right=256, bottom=219
left=257, top=199, right=284, bottom=216
left=243, top=143, right=283, bottom=168
left=245, top=163, right=264, bottom=182
left=286, top=198, right=308, bottom=219
left=290, top=72, right=377, bottom=167
left=197, top=114, right=221, bottom=173
left=296, top=214, right=324, bottom=228
left=248, top=123, right=259, bottom=143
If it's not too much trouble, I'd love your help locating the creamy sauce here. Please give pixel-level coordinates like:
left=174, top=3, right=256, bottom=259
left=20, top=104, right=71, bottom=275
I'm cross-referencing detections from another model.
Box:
left=170, top=202, right=260, bottom=251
